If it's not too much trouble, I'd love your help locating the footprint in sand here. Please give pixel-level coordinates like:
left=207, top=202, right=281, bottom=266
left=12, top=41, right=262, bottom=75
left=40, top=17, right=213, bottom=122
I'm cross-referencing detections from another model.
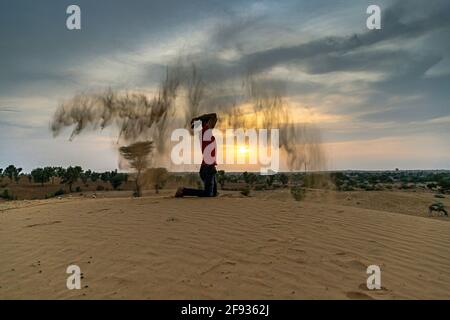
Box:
left=347, top=259, right=367, bottom=270
left=25, top=220, right=61, bottom=228
left=332, top=257, right=366, bottom=271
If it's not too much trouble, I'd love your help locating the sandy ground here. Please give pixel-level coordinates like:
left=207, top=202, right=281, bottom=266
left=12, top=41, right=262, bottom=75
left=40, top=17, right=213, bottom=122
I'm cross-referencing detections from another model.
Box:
left=0, top=190, right=449, bottom=299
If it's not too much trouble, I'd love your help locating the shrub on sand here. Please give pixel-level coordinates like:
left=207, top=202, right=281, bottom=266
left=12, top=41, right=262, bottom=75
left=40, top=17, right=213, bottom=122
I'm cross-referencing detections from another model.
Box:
left=54, top=189, right=65, bottom=197
left=290, top=186, right=306, bottom=201
left=1, top=188, right=17, bottom=201
left=240, top=186, right=251, bottom=197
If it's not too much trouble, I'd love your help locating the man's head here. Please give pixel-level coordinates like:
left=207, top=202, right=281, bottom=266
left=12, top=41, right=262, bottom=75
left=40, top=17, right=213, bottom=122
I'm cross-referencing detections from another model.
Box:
left=205, top=115, right=217, bottom=129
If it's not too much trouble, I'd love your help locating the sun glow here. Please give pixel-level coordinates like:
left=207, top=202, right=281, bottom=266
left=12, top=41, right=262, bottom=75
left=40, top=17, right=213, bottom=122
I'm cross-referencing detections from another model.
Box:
left=238, top=145, right=250, bottom=154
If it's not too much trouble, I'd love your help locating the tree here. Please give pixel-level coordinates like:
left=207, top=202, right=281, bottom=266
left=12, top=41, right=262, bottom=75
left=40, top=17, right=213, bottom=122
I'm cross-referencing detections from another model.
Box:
left=216, top=170, right=226, bottom=189
left=331, top=172, right=346, bottom=191
left=82, top=169, right=92, bottom=185
left=278, top=173, right=289, bottom=186
left=110, top=172, right=127, bottom=190
left=31, top=168, right=50, bottom=186
left=80, top=171, right=90, bottom=185
left=61, top=166, right=83, bottom=192
left=266, top=175, right=274, bottom=188
left=4, top=165, right=15, bottom=181
left=16, top=168, right=22, bottom=183
left=90, top=172, right=100, bottom=182
left=43, top=167, right=56, bottom=184
left=144, top=168, right=168, bottom=194
left=99, top=169, right=123, bottom=189
left=100, top=171, right=110, bottom=183
left=437, top=178, right=450, bottom=193
left=4, top=165, right=22, bottom=183
left=55, top=167, right=66, bottom=183
left=84, top=169, right=92, bottom=180
left=119, top=141, right=153, bottom=197
left=242, top=171, right=257, bottom=187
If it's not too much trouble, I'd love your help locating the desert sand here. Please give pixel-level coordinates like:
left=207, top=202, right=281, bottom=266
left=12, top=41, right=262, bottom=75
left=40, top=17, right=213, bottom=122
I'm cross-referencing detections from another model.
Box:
left=0, top=190, right=449, bottom=299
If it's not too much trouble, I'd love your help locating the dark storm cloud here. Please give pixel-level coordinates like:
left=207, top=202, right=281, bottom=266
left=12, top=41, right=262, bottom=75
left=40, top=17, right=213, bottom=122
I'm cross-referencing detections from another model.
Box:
left=359, top=73, right=450, bottom=123
left=239, top=1, right=450, bottom=71
left=299, top=50, right=442, bottom=75
left=202, top=0, right=450, bottom=76
left=0, top=0, right=238, bottom=94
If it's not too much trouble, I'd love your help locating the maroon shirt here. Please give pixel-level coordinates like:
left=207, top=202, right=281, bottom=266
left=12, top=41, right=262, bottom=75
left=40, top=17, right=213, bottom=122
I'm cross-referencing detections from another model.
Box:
left=201, top=123, right=216, bottom=165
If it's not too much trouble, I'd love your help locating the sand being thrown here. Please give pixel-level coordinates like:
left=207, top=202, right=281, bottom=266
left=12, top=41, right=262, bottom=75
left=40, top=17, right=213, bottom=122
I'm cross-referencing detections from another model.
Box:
left=50, top=64, right=326, bottom=173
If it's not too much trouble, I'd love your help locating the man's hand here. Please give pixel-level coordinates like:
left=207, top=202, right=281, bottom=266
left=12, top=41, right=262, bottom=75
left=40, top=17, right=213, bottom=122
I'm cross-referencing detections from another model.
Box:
left=191, top=113, right=217, bottom=128
left=190, top=117, right=200, bottom=129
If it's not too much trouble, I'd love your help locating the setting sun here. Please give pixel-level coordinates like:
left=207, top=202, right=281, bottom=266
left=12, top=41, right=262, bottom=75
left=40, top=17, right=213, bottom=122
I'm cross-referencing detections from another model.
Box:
left=238, top=146, right=249, bottom=154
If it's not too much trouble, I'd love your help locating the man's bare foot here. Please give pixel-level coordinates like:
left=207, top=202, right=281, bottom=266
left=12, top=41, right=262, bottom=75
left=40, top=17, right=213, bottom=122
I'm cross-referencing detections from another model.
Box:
left=175, top=187, right=184, bottom=198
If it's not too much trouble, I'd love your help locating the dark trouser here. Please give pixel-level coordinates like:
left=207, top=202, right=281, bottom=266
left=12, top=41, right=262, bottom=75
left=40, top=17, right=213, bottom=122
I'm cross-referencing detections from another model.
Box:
left=182, top=165, right=217, bottom=197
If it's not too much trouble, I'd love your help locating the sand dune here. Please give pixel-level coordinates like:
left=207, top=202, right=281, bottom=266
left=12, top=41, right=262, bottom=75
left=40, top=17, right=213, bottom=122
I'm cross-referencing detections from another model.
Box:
left=0, top=190, right=449, bottom=299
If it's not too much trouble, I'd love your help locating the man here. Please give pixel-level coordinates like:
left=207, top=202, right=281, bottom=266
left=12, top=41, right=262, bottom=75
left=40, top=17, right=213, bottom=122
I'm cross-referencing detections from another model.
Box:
left=175, top=113, right=218, bottom=197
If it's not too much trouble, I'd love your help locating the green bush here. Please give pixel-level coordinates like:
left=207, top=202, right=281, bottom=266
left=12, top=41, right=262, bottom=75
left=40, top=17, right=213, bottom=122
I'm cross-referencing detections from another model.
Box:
left=110, top=174, right=125, bottom=190
left=290, top=186, right=306, bottom=201
left=362, top=184, right=375, bottom=191
left=240, top=186, right=251, bottom=197
left=2, top=189, right=10, bottom=199
left=54, top=189, right=65, bottom=197
left=427, top=183, right=437, bottom=189
left=45, top=189, right=65, bottom=199
left=1, top=189, right=16, bottom=201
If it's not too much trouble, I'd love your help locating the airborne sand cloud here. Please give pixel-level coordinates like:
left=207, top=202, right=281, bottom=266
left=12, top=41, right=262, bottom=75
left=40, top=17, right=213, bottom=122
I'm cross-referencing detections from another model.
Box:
left=50, top=62, right=326, bottom=172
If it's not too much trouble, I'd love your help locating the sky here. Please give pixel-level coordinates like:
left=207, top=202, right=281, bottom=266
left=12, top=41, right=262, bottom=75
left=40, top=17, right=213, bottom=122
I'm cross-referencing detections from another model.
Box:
left=1, top=0, right=449, bottom=172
